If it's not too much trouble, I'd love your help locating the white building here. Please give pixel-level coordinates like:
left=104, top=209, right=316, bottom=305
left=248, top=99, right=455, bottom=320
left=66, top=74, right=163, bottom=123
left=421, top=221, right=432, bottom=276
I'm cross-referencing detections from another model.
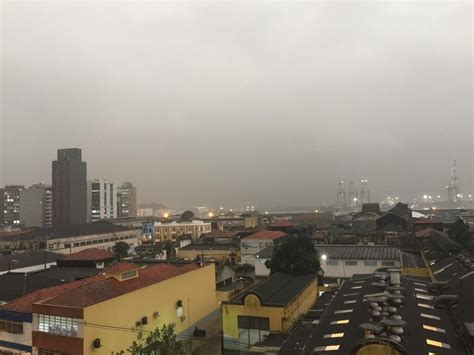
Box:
left=316, top=245, right=400, bottom=279
left=240, top=230, right=287, bottom=276
left=87, top=178, right=118, bottom=222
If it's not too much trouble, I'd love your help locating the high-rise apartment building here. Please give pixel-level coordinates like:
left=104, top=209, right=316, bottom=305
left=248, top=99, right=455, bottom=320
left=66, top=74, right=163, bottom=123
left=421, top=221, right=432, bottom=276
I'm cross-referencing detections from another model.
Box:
left=117, top=181, right=137, bottom=218
left=3, top=185, right=24, bottom=226
left=20, top=183, right=52, bottom=227
left=88, top=178, right=118, bottom=222
left=52, top=148, right=87, bottom=227
left=0, top=188, right=4, bottom=225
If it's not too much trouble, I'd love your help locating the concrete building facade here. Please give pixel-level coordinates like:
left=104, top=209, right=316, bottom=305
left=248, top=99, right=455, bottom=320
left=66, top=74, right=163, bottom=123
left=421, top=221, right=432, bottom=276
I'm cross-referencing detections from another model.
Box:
left=87, top=178, right=118, bottom=222
left=20, top=184, right=52, bottom=228
left=52, top=148, right=87, bottom=227
left=153, top=220, right=212, bottom=241
left=3, top=185, right=24, bottom=226
left=117, top=182, right=137, bottom=218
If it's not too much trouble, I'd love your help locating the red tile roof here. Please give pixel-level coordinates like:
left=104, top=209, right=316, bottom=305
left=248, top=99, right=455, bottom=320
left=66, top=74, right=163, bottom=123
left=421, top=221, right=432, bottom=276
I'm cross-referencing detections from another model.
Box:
left=39, top=263, right=202, bottom=309
left=61, top=248, right=116, bottom=261
left=1, top=263, right=203, bottom=313
left=104, top=262, right=138, bottom=274
left=1, top=274, right=105, bottom=314
left=270, top=220, right=296, bottom=228
left=245, top=230, right=287, bottom=241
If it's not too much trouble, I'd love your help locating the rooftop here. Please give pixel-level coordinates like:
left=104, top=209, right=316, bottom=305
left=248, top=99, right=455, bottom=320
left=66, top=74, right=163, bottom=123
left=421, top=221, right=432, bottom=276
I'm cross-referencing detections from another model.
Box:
left=269, top=220, right=297, bottom=228
left=279, top=274, right=467, bottom=354
left=39, top=263, right=202, bottom=309
left=179, top=243, right=239, bottom=251
left=228, top=272, right=316, bottom=307
left=0, top=251, right=60, bottom=273
left=244, top=230, right=287, bottom=241
left=0, top=222, right=137, bottom=242
left=315, top=245, right=400, bottom=260
left=0, top=267, right=100, bottom=302
left=61, top=248, right=116, bottom=261
left=1, top=262, right=205, bottom=313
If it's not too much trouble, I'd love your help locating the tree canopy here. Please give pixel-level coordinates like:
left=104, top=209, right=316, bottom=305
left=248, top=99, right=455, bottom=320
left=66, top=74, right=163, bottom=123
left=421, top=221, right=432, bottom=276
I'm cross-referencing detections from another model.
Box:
left=116, top=324, right=186, bottom=355
left=113, top=241, right=130, bottom=259
left=266, top=235, right=320, bottom=275
left=179, top=210, right=195, bottom=222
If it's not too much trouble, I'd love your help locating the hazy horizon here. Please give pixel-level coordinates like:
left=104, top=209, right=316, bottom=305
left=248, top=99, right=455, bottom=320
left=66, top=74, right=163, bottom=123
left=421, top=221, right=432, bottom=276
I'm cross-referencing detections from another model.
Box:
left=1, top=1, right=472, bottom=208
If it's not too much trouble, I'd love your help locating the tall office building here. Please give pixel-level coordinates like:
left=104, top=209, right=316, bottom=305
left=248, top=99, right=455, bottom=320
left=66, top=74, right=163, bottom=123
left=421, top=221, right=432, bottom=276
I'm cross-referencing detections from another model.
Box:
left=20, top=183, right=53, bottom=228
left=3, top=185, right=24, bottom=226
left=118, top=181, right=137, bottom=218
left=0, top=188, right=4, bottom=225
left=52, top=148, right=87, bottom=227
left=88, top=178, right=118, bottom=222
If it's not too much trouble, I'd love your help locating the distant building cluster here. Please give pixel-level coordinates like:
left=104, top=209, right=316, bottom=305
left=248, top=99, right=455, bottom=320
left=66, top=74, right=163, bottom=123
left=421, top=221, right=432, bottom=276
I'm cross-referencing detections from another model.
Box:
left=337, top=179, right=371, bottom=209
left=0, top=148, right=138, bottom=229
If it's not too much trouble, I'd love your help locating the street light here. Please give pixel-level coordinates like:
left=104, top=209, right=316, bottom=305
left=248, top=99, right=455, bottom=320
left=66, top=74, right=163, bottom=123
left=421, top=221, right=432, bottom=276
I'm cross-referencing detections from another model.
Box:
left=321, top=254, right=327, bottom=261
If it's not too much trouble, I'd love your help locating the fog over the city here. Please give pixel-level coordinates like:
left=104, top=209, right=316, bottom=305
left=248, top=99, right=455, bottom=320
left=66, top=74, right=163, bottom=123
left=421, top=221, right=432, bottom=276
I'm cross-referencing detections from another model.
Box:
left=1, top=1, right=472, bottom=208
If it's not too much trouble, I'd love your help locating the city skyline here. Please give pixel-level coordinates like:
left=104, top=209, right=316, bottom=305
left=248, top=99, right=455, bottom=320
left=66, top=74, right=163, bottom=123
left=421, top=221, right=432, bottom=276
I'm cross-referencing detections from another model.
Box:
left=2, top=1, right=472, bottom=207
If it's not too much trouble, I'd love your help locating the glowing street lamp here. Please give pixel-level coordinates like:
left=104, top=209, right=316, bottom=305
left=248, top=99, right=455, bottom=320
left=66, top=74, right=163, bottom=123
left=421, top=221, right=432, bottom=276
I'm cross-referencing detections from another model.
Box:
left=163, top=212, right=169, bottom=218
left=321, top=254, right=327, bottom=261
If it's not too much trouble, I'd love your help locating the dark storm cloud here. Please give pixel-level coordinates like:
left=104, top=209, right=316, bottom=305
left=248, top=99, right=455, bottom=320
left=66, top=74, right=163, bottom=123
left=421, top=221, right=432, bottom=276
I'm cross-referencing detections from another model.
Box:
left=1, top=1, right=472, bottom=208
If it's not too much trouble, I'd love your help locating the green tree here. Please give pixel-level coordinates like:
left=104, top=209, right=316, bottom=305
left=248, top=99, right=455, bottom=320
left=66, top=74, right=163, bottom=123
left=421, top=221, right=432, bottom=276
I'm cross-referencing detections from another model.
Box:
left=117, top=324, right=186, bottom=355
left=180, top=210, right=195, bottom=222
left=266, top=235, right=321, bottom=275
left=113, top=241, right=130, bottom=259
left=448, top=218, right=472, bottom=250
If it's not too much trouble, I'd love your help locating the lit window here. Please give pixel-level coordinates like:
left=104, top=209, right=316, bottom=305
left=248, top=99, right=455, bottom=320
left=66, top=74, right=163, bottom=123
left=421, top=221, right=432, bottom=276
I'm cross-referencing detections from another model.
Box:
left=331, top=320, right=349, bottom=325
left=313, top=345, right=340, bottom=352
left=423, top=325, right=446, bottom=333
left=426, top=339, right=451, bottom=349
left=421, top=313, right=440, bottom=320
left=345, top=261, right=357, bottom=266
left=416, top=294, right=434, bottom=301
left=324, top=333, right=344, bottom=338
left=414, top=288, right=428, bottom=293
left=418, top=303, right=434, bottom=309
left=334, top=309, right=353, bottom=314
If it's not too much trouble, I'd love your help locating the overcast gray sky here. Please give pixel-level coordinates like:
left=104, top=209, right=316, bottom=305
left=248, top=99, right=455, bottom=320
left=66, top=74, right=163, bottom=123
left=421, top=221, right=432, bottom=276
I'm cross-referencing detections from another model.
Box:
left=1, top=1, right=472, bottom=208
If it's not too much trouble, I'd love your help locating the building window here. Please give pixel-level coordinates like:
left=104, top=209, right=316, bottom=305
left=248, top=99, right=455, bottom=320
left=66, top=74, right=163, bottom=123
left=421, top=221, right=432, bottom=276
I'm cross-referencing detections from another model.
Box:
left=364, top=260, right=377, bottom=266
left=381, top=261, right=396, bottom=267
left=38, top=315, right=79, bottom=337
left=420, top=313, right=440, bottom=320
left=423, top=325, right=446, bottom=333
left=334, top=309, right=353, bottom=314
left=426, top=339, right=451, bottom=349
left=0, top=320, right=23, bottom=334
left=417, top=303, right=434, bottom=309
left=330, top=320, right=349, bottom=325
left=344, top=261, right=357, bottom=266
left=324, top=333, right=344, bottom=338
left=326, top=260, right=339, bottom=266
left=313, top=345, right=340, bottom=352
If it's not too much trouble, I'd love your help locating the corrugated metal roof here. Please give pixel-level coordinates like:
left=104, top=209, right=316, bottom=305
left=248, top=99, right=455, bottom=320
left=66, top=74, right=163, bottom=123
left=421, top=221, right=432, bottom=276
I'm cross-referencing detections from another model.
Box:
left=315, top=245, right=400, bottom=260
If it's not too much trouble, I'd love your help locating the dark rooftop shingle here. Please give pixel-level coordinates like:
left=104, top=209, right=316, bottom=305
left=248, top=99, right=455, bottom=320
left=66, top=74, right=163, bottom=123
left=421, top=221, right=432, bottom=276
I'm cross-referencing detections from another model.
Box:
left=229, top=272, right=316, bottom=307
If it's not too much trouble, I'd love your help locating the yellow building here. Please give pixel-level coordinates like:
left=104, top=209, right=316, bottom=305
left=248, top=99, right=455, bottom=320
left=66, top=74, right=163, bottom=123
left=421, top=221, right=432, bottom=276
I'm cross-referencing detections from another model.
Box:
left=222, top=272, right=318, bottom=352
left=30, top=262, right=218, bottom=354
